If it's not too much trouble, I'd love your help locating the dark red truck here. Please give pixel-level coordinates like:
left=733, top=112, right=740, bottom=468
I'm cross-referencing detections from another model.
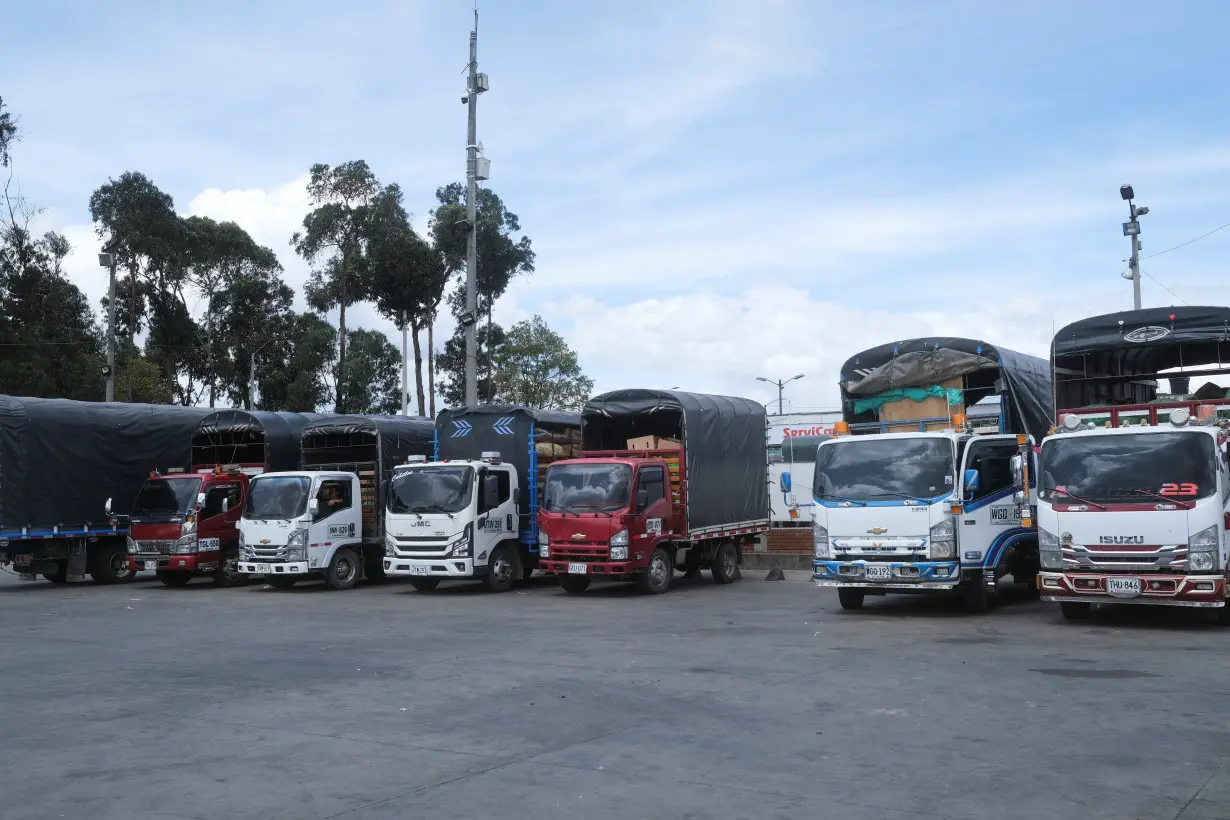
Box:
left=538, top=389, right=770, bottom=594
left=126, top=410, right=317, bottom=587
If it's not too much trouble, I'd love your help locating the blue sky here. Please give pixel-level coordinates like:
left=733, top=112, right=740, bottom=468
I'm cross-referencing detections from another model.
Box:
left=6, top=0, right=1230, bottom=410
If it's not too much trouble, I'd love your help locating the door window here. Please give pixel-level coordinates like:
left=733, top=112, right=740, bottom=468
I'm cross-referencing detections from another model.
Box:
left=966, top=441, right=1018, bottom=502
left=637, top=466, right=666, bottom=513
left=202, top=485, right=239, bottom=519
left=477, top=470, right=512, bottom=514
left=315, top=479, right=352, bottom=521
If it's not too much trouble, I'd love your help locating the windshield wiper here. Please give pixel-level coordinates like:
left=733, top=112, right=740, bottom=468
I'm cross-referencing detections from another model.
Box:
left=815, top=491, right=867, bottom=507
left=410, top=504, right=454, bottom=519
left=1042, top=485, right=1107, bottom=511
left=1128, top=488, right=1196, bottom=510
left=866, top=491, right=932, bottom=504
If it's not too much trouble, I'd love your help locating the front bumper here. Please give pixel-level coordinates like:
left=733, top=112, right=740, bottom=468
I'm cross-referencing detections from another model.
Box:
left=813, top=559, right=961, bottom=591
left=385, top=556, right=476, bottom=578
left=238, top=561, right=311, bottom=576
left=128, top=553, right=207, bottom=572
left=1039, top=571, right=1226, bottom=607
left=541, top=559, right=638, bottom=578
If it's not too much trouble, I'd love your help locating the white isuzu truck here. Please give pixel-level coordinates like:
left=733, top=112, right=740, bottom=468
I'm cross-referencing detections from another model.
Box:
left=1037, top=307, right=1230, bottom=622
left=236, top=414, right=433, bottom=589
left=807, top=338, right=1053, bottom=613
left=383, top=406, right=580, bottom=592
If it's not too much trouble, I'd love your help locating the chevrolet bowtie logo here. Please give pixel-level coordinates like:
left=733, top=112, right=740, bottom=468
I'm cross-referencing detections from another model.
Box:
left=867, top=527, right=888, bottom=535
left=570, top=533, right=586, bottom=541
left=259, top=538, right=271, bottom=544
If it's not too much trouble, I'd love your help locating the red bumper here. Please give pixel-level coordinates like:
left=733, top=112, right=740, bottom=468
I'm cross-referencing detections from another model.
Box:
left=128, top=553, right=218, bottom=573
left=1039, top=571, right=1227, bottom=607
left=541, top=560, right=642, bottom=578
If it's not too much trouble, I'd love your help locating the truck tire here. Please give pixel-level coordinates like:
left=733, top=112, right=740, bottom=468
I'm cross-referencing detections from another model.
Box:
left=42, top=563, right=68, bottom=584
left=157, top=571, right=192, bottom=588
left=324, top=548, right=361, bottom=591
left=1060, top=601, right=1092, bottom=621
left=638, top=547, right=673, bottom=595
left=837, top=588, right=864, bottom=610
left=711, top=540, right=738, bottom=584
left=88, top=544, right=135, bottom=584
left=267, top=577, right=297, bottom=590
left=1217, top=604, right=1230, bottom=626
left=213, top=549, right=242, bottom=587
left=559, top=574, right=590, bottom=595
left=484, top=544, right=520, bottom=593
left=409, top=577, right=440, bottom=592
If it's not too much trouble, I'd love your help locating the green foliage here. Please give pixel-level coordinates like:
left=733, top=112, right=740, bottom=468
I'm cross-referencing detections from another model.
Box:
left=436, top=321, right=506, bottom=408
left=0, top=95, right=17, bottom=168
left=489, top=316, right=592, bottom=409
left=336, top=328, right=402, bottom=415
left=255, top=313, right=337, bottom=412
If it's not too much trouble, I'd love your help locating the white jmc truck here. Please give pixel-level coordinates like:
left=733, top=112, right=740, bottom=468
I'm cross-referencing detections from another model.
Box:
left=807, top=338, right=1053, bottom=613
left=1037, top=307, right=1230, bottom=622
left=383, top=406, right=581, bottom=592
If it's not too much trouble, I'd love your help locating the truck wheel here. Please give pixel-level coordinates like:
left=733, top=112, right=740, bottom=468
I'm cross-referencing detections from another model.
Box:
left=484, top=544, right=520, bottom=593
left=559, top=575, right=590, bottom=594
left=42, top=563, right=68, bottom=584
left=837, top=589, right=865, bottom=610
left=638, top=547, right=673, bottom=595
left=711, top=540, right=738, bottom=584
left=1060, top=601, right=1092, bottom=621
left=213, top=549, right=242, bottom=587
left=324, top=548, right=360, bottom=591
left=267, top=577, right=297, bottom=590
left=409, top=577, right=439, bottom=592
left=88, top=544, right=135, bottom=584
left=157, top=571, right=192, bottom=588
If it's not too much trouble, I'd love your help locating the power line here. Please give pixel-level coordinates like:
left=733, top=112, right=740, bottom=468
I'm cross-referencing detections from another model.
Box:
left=1143, top=219, right=1230, bottom=260
left=1140, top=267, right=1190, bottom=306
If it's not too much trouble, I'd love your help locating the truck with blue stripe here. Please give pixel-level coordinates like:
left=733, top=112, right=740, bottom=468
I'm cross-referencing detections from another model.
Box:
left=383, top=405, right=580, bottom=592
left=800, top=338, right=1053, bottom=613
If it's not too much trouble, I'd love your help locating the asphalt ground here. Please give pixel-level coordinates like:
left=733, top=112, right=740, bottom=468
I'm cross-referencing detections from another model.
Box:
left=1, top=569, right=1228, bottom=820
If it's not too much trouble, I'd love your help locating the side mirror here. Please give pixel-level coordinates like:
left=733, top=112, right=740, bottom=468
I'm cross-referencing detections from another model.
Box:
left=963, top=469, right=980, bottom=499
left=196, top=492, right=206, bottom=509
left=636, top=488, right=649, bottom=511
left=779, top=472, right=793, bottom=493
left=104, top=497, right=113, bottom=516
left=483, top=475, right=499, bottom=509
left=513, top=487, right=520, bottom=505
left=1009, top=454, right=1024, bottom=488
left=308, top=498, right=319, bottom=516
left=222, top=497, right=230, bottom=513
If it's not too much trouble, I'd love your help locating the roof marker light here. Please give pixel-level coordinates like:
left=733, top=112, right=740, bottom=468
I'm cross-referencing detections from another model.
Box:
left=406, top=455, right=427, bottom=464
left=1060, top=414, right=1081, bottom=432
left=1169, top=408, right=1191, bottom=427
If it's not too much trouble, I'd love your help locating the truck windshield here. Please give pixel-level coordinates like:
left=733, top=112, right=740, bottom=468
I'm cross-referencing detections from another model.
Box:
left=544, top=463, right=633, bottom=513
left=388, top=466, right=474, bottom=514
left=244, top=476, right=311, bottom=520
left=1040, top=432, right=1218, bottom=503
left=814, top=438, right=953, bottom=502
left=132, top=478, right=202, bottom=517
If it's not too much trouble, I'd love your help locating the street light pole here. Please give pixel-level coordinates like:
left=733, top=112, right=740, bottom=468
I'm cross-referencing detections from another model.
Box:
left=463, top=11, right=482, bottom=407
left=756, top=374, right=805, bottom=414
left=98, top=251, right=117, bottom=402
left=1119, top=184, right=1149, bottom=311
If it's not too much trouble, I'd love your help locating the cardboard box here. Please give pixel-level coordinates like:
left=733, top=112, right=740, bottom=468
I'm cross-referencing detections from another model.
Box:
left=877, top=377, right=964, bottom=426
left=627, top=435, right=681, bottom=451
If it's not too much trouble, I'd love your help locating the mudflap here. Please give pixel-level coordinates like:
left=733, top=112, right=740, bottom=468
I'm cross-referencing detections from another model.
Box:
left=67, top=540, right=88, bottom=582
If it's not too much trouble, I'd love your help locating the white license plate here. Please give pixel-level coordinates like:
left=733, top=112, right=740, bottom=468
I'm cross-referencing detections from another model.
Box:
left=255, top=563, right=271, bottom=574
left=567, top=563, right=588, bottom=575
left=143, top=561, right=156, bottom=571
left=410, top=566, right=430, bottom=576
left=1107, top=577, right=1141, bottom=598
left=864, top=564, right=892, bottom=580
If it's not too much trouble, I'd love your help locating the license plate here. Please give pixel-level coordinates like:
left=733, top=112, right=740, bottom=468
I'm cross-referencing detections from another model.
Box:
left=1107, top=577, right=1141, bottom=598
left=864, top=564, right=892, bottom=580
left=567, top=563, right=588, bottom=575
left=14, top=553, right=32, bottom=566
left=143, top=561, right=156, bottom=571
left=255, top=563, right=271, bottom=574
left=410, top=566, right=430, bottom=576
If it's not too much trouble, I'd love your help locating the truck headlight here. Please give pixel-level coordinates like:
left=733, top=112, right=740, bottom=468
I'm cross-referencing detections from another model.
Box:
left=928, top=519, right=955, bottom=559
left=238, top=530, right=246, bottom=547
left=173, top=534, right=198, bottom=554
left=450, top=533, right=472, bottom=557
left=288, top=547, right=307, bottom=562
left=126, top=536, right=139, bottom=555
left=287, top=529, right=308, bottom=548
left=538, top=530, right=549, bottom=546
left=1038, top=527, right=1063, bottom=569
left=240, top=546, right=253, bottom=561
left=609, top=529, right=629, bottom=547
left=180, top=519, right=196, bottom=537
left=539, top=542, right=549, bottom=559
left=813, top=522, right=830, bottom=559
left=1190, top=550, right=1217, bottom=572
left=610, top=545, right=628, bottom=561
left=1189, top=526, right=1219, bottom=572
left=930, top=540, right=956, bottom=560
left=384, top=534, right=398, bottom=557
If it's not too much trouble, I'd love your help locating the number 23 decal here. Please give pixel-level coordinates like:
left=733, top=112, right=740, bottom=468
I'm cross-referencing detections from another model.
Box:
left=1160, top=483, right=1198, bottom=496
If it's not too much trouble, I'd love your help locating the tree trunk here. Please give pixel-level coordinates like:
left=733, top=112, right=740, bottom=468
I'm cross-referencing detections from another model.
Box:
left=411, top=319, right=426, bottom=416
left=207, top=292, right=215, bottom=408
left=127, top=261, right=138, bottom=402
left=427, top=315, right=436, bottom=417
left=336, top=250, right=348, bottom=413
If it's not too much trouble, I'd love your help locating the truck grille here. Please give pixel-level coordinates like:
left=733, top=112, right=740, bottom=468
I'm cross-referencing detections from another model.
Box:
left=1064, top=544, right=1186, bottom=572
left=249, top=546, right=289, bottom=561
left=549, top=544, right=609, bottom=562
left=136, top=540, right=175, bottom=555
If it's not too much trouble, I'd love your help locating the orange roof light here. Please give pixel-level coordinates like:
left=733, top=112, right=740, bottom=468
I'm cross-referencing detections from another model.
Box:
left=951, top=413, right=967, bottom=427
left=834, top=421, right=849, bottom=435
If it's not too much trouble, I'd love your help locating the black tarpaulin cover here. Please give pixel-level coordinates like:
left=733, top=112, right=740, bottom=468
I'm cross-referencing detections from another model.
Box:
left=0, top=397, right=213, bottom=532
left=1052, top=307, right=1230, bottom=409
left=300, top=415, right=434, bottom=474
left=839, top=338, right=1054, bottom=442
left=436, top=405, right=580, bottom=491
left=581, top=389, right=768, bottom=534
left=191, top=410, right=321, bottom=472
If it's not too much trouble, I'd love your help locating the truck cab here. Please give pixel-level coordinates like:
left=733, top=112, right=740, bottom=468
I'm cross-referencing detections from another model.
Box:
left=125, top=467, right=247, bottom=587
left=383, top=453, right=524, bottom=592
left=236, top=471, right=367, bottom=590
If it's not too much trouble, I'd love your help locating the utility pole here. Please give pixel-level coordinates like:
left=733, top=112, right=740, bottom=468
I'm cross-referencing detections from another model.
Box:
left=757, top=374, right=805, bottom=415
left=98, top=250, right=117, bottom=402
left=401, top=311, right=409, bottom=416
left=463, top=10, right=481, bottom=407
left=1119, top=184, right=1149, bottom=311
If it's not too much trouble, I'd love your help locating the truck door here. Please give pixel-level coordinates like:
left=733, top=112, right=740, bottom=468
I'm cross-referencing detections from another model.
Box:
left=958, top=435, right=1028, bottom=572
left=199, top=481, right=243, bottom=559
left=313, top=477, right=359, bottom=543
left=632, top=464, right=670, bottom=546
left=475, top=466, right=515, bottom=567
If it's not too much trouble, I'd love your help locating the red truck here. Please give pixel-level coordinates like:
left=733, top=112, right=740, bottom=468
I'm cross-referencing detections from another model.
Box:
left=126, top=411, right=317, bottom=587
left=538, top=389, right=770, bottom=594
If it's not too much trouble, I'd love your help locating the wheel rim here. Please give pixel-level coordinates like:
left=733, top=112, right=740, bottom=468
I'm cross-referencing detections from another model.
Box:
left=221, top=555, right=239, bottom=582
left=649, top=554, right=669, bottom=588
left=493, top=554, right=513, bottom=583
left=721, top=546, right=735, bottom=577
left=336, top=556, right=356, bottom=583
left=111, top=552, right=132, bottom=579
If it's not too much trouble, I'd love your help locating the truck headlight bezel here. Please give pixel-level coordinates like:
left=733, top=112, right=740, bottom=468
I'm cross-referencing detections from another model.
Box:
left=1038, top=527, right=1063, bottom=569
left=1187, top=524, right=1219, bottom=572
left=609, top=529, right=629, bottom=548
left=813, top=521, right=830, bottom=559
left=126, top=536, right=139, bottom=555
left=173, top=534, right=198, bottom=555
left=610, top=545, right=628, bottom=561
left=287, top=529, right=308, bottom=548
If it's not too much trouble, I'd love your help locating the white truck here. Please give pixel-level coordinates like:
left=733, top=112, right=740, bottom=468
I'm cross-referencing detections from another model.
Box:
left=808, top=337, right=1052, bottom=613
left=1036, top=307, right=1230, bottom=622
left=383, top=406, right=580, bottom=592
